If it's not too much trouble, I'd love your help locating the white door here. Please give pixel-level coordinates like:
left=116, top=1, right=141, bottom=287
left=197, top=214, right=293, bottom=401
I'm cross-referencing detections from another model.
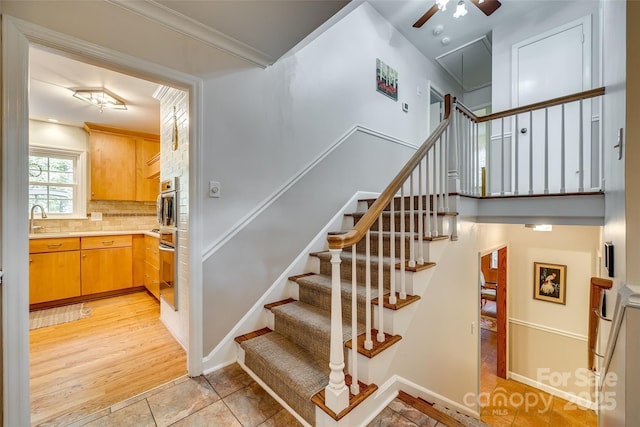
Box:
left=508, top=16, right=592, bottom=195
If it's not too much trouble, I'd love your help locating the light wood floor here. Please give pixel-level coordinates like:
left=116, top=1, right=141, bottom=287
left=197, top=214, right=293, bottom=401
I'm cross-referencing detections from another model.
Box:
left=30, top=292, right=187, bottom=426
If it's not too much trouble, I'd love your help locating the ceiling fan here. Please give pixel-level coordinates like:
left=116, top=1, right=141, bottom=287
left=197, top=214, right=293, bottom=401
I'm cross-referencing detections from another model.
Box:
left=413, top=0, right=502, bottom=28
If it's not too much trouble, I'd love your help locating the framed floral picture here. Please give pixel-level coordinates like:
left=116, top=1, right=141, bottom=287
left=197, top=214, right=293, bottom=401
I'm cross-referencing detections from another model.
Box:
left=534, top=262, right=566, bottom=304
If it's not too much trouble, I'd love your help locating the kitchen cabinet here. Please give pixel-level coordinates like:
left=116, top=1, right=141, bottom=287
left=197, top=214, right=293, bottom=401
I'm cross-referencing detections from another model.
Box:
left=29, top=237, right=81, bottom=304
left=81, top=235, right=133, bottom=295
left=144, top=235, right=160, bottom=300
left=136, top=138, right=160, bottom=202
left=85, top=123, right=159, bottom=202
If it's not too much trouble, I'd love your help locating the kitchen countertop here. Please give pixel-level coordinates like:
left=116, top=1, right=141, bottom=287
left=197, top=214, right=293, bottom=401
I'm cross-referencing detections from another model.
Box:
left=29, top=230, right=160, bottom=239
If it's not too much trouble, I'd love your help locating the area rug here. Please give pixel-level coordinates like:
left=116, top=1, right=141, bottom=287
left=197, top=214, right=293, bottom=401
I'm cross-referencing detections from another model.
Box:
left=480, top=315, right=497, bottom=332
left=29, top=303, right=91, bottom=330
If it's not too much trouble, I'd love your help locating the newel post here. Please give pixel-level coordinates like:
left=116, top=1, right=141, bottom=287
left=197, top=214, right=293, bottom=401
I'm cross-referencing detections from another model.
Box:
left=447, top=95, right=460, bottom=193
left=325, top=248, right=349, bottom=413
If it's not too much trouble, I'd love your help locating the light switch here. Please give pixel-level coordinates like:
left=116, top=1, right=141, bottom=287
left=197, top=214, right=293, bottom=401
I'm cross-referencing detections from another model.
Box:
left=209, top=181, right=221, bottom=198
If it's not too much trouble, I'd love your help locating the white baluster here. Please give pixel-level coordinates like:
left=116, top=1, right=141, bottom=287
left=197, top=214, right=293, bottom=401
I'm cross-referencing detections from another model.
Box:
left=544, top=107, right=549, bottom=194
left=417, top=162, right=424, bottom=265
left=350, top=244, right=359, bottom=395
left=377, top=213, right=385, bottom=343
left=425, top=150, right=432, bottom=238
left=529, top=111, right=533, bottom=195
left=432, top=143, right=438, bottom=238
left=389, top=197, right=397, bottom=305
left=408, top=173, right=416, bottom=268
left=444, top=128, right=450, bottom=211
left=400, top=184, right=407, bottom=299
left=364, top=230, right=372, bottom=350
left=441, top=135, right=446, bottom=214
left=487, top=119, right=492, bottom=195
left=514, top=115, right=519, bottom=195
left=500, top=117, right=505, bottom=196
left=561, top=104, right=566, bottom=193
left=325, top=248, right=349, bottom=413
left=579, top=99, right=584, bottom=192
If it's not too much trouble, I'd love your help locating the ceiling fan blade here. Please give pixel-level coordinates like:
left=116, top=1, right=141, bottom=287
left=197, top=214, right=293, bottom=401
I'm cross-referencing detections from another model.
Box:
left=413, top=4, right=439, bottom=28
left=470, top=0, right=501, bottom=16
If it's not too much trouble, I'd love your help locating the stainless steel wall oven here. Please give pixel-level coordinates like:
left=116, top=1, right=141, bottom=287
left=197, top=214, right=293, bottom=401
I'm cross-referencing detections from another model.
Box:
left=158, top=178, right=178, bottom=311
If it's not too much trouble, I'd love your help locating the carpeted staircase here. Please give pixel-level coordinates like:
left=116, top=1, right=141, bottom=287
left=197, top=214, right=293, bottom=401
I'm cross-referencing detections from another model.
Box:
left=236, top=195, right=453, bottom=425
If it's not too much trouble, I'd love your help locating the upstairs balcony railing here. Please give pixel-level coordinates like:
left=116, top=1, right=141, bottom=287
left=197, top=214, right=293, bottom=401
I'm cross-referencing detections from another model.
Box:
left=455, top=87, right=605, bottom=197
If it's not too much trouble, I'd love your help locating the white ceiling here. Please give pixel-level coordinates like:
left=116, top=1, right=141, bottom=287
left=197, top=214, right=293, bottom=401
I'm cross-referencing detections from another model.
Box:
left=368, top=0, right=540, bottom=91
left=30, top=46, right=162, bottom=134
left=27, top=0, right=554, bottom=134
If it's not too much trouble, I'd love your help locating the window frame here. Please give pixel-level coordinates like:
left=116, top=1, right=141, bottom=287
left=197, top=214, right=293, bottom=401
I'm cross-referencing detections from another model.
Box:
left=28, top=145, right=87, bottom=219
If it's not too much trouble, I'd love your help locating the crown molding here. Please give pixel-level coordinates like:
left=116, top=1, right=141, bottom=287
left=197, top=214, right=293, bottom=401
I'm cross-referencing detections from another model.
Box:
left=105, top=0, right=273, bottom=68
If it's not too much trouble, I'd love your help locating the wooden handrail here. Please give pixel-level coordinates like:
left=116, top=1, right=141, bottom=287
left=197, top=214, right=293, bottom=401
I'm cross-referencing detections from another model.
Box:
left=456, top=87, right=605, bottom=123
left=588, top=276, right=613, bottom=371
left=327, top=94, right=452, bottom=250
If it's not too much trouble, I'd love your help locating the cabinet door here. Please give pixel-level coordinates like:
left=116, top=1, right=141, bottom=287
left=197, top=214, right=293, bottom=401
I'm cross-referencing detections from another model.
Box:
left=90, top=131, right=136, bottom=200
left=30, top=251, right=81, bottom=304
left=136, top=138, right=160, bottom=202
left=81, top=247, right=133, bottom=295
left=144, top=261, right=160, bottom=300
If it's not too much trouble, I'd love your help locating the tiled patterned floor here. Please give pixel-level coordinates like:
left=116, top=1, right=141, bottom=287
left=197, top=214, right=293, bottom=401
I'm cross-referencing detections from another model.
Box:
left=67, top=363, right=445, bottom=427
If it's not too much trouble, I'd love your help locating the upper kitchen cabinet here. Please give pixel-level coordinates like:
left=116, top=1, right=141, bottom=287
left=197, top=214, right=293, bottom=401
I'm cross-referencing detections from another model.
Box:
left=85, top=123, right=160, bottom=201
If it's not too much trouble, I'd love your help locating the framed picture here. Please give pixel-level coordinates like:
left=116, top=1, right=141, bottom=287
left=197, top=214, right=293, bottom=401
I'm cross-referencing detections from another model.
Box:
left=376, top=58, right=398, bottom=101
left=533, top=262, right=566, bottom=304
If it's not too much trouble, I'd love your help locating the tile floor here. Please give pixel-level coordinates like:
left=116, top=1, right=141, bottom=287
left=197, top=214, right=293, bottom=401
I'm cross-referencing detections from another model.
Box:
left=66, top=328, right=597, bottom=427
left=67, top=363, right=447, bottom=427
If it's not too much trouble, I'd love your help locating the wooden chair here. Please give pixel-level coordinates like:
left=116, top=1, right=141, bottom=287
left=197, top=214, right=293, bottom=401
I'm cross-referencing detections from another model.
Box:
left=480, top=271, right=497, bottom=306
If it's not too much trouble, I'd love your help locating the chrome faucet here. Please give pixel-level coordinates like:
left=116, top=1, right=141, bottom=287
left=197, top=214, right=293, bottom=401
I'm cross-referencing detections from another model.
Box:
left=30, top=204, right=48, bottom=234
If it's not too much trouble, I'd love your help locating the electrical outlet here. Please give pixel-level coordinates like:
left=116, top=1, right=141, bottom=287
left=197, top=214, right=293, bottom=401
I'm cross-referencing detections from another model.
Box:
left=209, top=181, right=221, bottom=198
left=90, top=212, right=102, bottom=221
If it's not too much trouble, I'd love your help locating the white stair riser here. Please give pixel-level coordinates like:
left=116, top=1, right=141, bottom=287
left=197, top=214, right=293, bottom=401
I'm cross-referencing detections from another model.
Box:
left=373, top=303, right=420, bottom=336
left=346, top=346, right=399, bottom=385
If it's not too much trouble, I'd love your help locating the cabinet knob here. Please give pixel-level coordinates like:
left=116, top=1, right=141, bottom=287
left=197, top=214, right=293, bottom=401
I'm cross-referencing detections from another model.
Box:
left=29, top=258, right=33, bottom=263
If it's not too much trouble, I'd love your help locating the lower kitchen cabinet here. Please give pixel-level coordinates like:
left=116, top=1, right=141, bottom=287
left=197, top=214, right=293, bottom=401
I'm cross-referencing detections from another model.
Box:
left=30, top=251, right=81, bottom=304
left=81, top=235, right=133, bottom=295
left=144, top=235, right=160, bottom=300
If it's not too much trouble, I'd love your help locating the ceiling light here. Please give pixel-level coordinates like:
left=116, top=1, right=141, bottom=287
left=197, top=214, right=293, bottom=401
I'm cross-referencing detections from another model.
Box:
left=525, top=224, right=553, bottom=232
left=46, top=118, right=59, bottom=123
left=435, top=0, right=450, bottom=12
left=479, top=0, right=484, bottom=3
left=453, top=0, right=468, bottom=18
left=72, top=88, right=127, bottom=113
left=433, top=25, right=444, bottom=36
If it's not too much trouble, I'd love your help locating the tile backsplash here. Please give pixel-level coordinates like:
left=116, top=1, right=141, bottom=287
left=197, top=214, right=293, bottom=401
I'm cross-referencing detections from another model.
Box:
left=32, top=200, right=159, bottom=233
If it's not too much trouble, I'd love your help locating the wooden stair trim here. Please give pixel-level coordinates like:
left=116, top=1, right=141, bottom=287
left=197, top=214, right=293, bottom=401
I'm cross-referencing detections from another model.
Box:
left=459, top=190, right=603, bottom=200
left=396, top=261, right=436, bottom=272
left=345, top=329, right=402, bottom=358
left=311, top=375, right=378, bottom=421
left=234, top=327, right=272, bottom=344
left=372, top=293, right=420, bottom=310
left=397, top=391, right=466, bottom=427
left=346, top=210, right=459, bottom=218
left=423, top=235, right=449, bottom=242
left=263, top=298, right=297, bottom=311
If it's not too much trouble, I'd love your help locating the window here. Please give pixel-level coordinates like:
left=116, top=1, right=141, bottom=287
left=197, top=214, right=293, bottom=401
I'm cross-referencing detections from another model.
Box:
left=29, top=147, right=85, bottom=218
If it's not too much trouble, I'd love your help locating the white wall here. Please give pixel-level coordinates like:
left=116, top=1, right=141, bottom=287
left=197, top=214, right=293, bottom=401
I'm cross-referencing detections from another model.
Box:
left=199, top=2, right=462, bottom=353
left=491, top=0, right=601, bottom=112
left=29, top=119, right=88, bottom=151
left=477, top=223, right=601, bottom=403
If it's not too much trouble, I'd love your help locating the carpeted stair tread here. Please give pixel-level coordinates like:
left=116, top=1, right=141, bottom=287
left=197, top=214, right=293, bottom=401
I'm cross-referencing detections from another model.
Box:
left=241, top=331, right=329, bottom=424
left=312, top=250, right=398, bottom=269
left=271, top=301, right=365, bottom=360
left=295, top=273, right=371, bottom=323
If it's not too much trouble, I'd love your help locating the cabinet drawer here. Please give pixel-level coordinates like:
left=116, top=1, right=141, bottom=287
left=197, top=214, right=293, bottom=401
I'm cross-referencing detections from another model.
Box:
left=29, top=237, right=80, bottom=254
left=144, top=261, right=160, bottom=300
left=145, top=235, right=160, bottom=269
left=81, top=235, right=132, bottom=250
